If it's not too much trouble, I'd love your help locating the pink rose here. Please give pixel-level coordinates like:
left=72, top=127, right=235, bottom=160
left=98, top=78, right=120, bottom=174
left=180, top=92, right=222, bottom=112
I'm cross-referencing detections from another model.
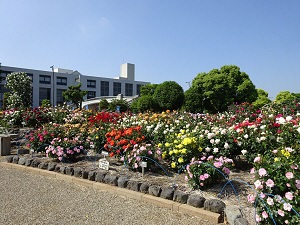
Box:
left=285, top=192, right=293, bottom=201
left=199, top=175, right=205, bottom=181
left=254, top=180, right=263, bottom=189
left=278, top=209, right=285, bottom=217
left=213, top=161, right=223, bottom=168
left=222, top=167, right=230, bottom=175
left=266, top=179, right=275, bottom=188
left=203, top=173, right=210, bottom=179
left=285, top=172, right=294, bottom=179
left=267, top=197, right=274, bottom=205
left=283, top=203, right=292, bottom=211
left=254, top=156, right=261, bottom=163
left=255, top=214, right=261, bottom=222
left=262, top=211, right=268, bottom=219
left=247, top=194, right=256, bottom=203
left=258, top=168, right=267, bottom=177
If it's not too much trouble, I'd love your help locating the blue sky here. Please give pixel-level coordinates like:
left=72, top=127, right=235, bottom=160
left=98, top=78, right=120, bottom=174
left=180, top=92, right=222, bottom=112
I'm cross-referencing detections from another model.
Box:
left=1, top=0, right=300, bottom=99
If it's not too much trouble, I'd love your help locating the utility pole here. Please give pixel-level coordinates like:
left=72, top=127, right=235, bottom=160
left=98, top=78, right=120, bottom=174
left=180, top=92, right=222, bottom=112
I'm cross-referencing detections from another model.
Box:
left=50, top=65, right=55, bottom=107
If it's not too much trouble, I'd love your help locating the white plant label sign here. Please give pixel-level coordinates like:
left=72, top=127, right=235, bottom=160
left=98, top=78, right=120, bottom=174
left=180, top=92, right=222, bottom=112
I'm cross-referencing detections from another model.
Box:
left=99, top=158, right=109, bottom=170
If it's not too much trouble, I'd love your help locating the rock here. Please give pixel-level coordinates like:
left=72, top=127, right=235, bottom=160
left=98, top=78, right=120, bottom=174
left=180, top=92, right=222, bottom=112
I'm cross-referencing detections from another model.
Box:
left=224, top=205, right=242, bottom=225
left=54, top=165, right=61, bottom=173
left=173, top=190, right=189, bottom=204
left=31, top=159, right=41, bottom=167
left=204, top=199, right=226, bottom=214
left=12, top=155, right=19, bottom=164
left=82, top=170, right=89, bottom=179
left=234, top=218, right=250, bottom=225
left=59, top=166, right=66, bottom=174
left=25, top=158, right=33, bottom=166
left=160, top=186, right=175, bottom=200
left=117, top=176, right=129, bottom=188
left=95, top=171, right=107, bottom=183
left=187, top=195, right=206, bottom=208
left=73, top=167, right=82, bottom=178
left=148, top=185, right=161, bottom=197
left=127, top=180, right=141, bottom=192
left=65, top=167, right=74, bottom=176
left=18, top=157, right=27, bottom=165
left=88, top=171, right=96, bottom=181
left=139, top=183, right=150, bottom=194
left=103, top=174, right=118, bottom=186
left=47, top=163, right=56, bottom=171
left=38, top=162, right=48, bottom=169
left=6, top=155, right=14, bottom=163
left=17, top=148, right=29, bottom=155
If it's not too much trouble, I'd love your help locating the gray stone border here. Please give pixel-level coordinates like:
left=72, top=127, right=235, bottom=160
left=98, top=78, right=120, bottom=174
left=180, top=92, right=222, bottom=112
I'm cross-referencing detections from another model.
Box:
left=4, top=155, right=251, bottom=224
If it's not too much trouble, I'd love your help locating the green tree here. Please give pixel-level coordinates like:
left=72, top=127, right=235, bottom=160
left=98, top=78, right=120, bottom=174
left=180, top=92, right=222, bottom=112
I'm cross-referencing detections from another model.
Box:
left=153, top=81, right=184, bottom=111
left=140, top=84, right=158, bottom=96
left=191, top=65, right=258, bottom=113
left=292, top=92, right=300, bottom=101
left=5, top=72, right=32, bottom=109
left=99, top=99, right=109, bottom=111
left=136, top=95, right=159, bottom=112
left=108, top=99, right=129, bottom=113
left=62, top=83, right=87, bottom=109
left=252, top=88, right=272, bottom=109
left=41, top=99, right=51, bottom=107
left=184, top=87, right=204, bottom=113
left=275, top=91, right=296, bottom=104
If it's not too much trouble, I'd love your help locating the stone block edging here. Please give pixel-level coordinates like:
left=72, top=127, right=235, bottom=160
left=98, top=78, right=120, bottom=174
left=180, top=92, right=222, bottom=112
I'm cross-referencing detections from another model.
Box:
left=1, top=158, right=250, bottom=224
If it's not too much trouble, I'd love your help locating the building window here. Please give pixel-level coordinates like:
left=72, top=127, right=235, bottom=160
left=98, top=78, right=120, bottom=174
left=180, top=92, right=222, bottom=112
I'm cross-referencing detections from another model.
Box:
left=0, top=70, right=13, bottom=84
left=125, top=83, right=133, bottom=96
left=113, top=82, right=121, bottom=96
left=136, top=84, right=143, bottom=96
left=0, top=84, right=9, bottom=108
left=101, top=81, right=109, bottom=96
left=87, top=91, right=96, bottom=99
left=87, top=79, right=96, bottom=88
left=27, top=73, right=33, bottom=81
left=39, top=75, right=51, bottom=84
left=39, top=88, right=51, bottom=105
left=57, top=77, right=67, bottom=85
left=56, top=89, right=66, bottom=106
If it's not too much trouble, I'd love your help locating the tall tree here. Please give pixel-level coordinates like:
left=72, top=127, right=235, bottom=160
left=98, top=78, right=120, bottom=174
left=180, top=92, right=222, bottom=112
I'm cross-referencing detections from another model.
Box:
left=62, top=83, right=87, bottom=109
left=153, top=81, right=184, bottom=111
left=252, top=88, right=272, bottom=109
left=190, top=65, right=258, bottom=113
left=275, top=91, right=296, bottom=104
left=5, top=72, right=32, bottom=109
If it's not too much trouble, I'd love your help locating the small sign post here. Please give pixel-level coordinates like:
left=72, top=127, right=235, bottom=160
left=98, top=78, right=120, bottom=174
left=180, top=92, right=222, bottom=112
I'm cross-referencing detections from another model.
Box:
left=139, top=161, right=147, bottom=177
left=99, top=151, right=109, bottom=170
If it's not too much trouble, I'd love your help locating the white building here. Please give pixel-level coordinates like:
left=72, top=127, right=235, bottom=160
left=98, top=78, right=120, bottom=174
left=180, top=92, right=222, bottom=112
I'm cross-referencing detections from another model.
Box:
left=0, top=63, right=149, bottom=108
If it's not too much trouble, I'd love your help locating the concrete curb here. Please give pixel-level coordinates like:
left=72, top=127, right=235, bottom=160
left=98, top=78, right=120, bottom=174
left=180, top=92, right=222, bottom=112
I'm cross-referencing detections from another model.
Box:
left=0, top=161, right=223, bottom=223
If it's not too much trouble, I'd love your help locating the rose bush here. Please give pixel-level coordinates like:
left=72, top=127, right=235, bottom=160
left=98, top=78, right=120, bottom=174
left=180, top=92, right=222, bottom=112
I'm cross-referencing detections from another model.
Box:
left=249, top=148, right=299, bottom=224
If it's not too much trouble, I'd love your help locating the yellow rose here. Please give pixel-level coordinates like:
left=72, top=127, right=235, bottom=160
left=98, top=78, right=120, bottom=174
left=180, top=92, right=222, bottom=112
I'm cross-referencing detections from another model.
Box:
left=178, top=157, right=184, bottom=163
left=181, top=148, right=187, bottom=154
left=162, top=152, right=166, bottom=159
left=165, top=142, right=170, bottom=147
left=158, top=143, right=162, bottom=147
left=169, top=150, right=173, bottom=155
left=171, top=162, right=176, bottom=168
left=173, top=149, right=179, bottom=154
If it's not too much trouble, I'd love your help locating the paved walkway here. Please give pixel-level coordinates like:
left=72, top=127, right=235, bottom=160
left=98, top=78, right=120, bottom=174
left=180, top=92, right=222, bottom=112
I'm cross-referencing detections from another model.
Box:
left=0, top=165, right=219, bottom=225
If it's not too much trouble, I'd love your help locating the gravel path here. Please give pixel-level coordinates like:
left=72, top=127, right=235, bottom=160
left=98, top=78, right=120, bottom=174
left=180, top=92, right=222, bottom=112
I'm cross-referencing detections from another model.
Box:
left=0, top=166, right=219, bottom=225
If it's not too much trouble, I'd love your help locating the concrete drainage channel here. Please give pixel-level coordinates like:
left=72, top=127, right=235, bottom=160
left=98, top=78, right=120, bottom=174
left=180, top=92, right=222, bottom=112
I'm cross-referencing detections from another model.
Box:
left=2, top=155, right=252, bottom=225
